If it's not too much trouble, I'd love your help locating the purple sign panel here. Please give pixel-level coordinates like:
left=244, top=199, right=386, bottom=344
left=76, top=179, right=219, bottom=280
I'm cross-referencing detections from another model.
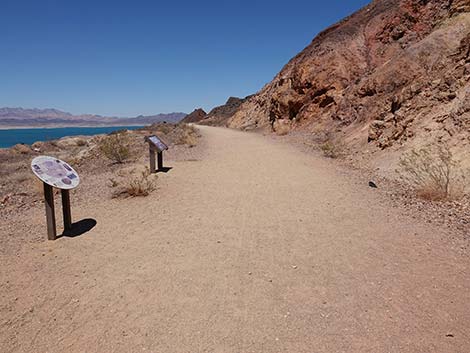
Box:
left=148, top=135, right=168, bottom=152
left=31, top=156, right=80, bottom=190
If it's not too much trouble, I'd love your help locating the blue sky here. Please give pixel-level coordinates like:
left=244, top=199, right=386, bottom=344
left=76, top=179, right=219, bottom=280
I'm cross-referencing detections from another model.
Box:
left=0, top=0, right=370, bottom=116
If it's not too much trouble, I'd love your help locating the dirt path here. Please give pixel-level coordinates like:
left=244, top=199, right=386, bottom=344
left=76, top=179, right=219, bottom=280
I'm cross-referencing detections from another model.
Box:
left=1, top=126, right=469, bottom=352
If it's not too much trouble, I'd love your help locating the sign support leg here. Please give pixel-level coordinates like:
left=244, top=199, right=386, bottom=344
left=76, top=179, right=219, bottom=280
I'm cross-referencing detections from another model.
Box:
left=149, top=146, right=156, bottom=174
left=61, top=189, right=72, bottom=231
left=157, top=152, right=163, bottom=171
left=43, top=182, right=57, bottom=240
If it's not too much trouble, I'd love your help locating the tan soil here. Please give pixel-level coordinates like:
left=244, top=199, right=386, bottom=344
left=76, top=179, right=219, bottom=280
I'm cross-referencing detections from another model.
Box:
left=1, top=126, right=469, bottom=352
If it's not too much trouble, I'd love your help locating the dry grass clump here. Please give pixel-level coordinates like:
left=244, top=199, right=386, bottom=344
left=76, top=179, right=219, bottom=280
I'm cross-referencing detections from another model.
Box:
left=138, top=123, right=200, bottom=147
left=75, top=138, right=87, bottom=147
left=320, top=140, right=344, bottom=159
left=273, top=122, right=291, bottom=136
left=174, top=124, right=200, bottom=147
left=99, top=132, right=131, bottom=163
left=152, top=123, right=173, bottom=135
left=126, top=169, right=156, bottom=196
left=398, top=143, right=468, bottom=201
left=316, top=132, right=345, bottom=159
left=12, top=144, right=31, bottom=154
left=111, top=168, right=157, bottom=198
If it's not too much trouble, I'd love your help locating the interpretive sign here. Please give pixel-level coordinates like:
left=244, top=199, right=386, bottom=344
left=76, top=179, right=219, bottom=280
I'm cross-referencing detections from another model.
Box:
left=147, top=135, right=168, bottom=153
left=31, top=156, right=80, bottom=240
left=145, top=135, right=168, bottom=173
left=31, top=156, right=80, bottom=190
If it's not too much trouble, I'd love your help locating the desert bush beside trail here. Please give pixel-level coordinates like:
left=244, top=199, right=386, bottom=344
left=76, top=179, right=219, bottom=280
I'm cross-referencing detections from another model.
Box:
left=320, top=140, right=344, bottom=159
left=112, top=168, right=157, bottom=198
left=125, top=168, right=157, bottom=197
left=75, top=138, right=87, bottom=147
left=99, top=132, right=131, bottom=163
left=12, top=144, right=31, bottom=154
left=139, top=123, right=200, bottom=147
left=153, top=123, right=173, bottom=135
left=398, top=143, right=468, bottom=201
left=175, top=124, right=200, bottom=147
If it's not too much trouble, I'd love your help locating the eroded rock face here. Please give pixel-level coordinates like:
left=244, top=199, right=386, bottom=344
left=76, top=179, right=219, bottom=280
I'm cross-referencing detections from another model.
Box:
left=181, top=108, right=207, bottom=123
left=228, top=0, right=470, bottom=150
left=199, top=96, right=251, bottom=126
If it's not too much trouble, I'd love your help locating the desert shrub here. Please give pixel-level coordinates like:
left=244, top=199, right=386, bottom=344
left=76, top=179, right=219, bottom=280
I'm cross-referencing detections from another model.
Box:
left=124, top=168, right=156, bottom=197
left=320, top=141, right=343, bottom=159
left=76, top=138, right=87, bottom=146
left=154, top=123, right=173, bottom=135
left=99, top=132, right=131, bottom=163
left=108, top=178, right=119, bottom=188
left=274, top=123, right=290, bottom=136
left=109, top=129, right=128, bottom=135
left=398, top=143, right=467, bottom=201
left=12, top=144, right=31, bottom=154
left=175, top=124, right=199, bottom=147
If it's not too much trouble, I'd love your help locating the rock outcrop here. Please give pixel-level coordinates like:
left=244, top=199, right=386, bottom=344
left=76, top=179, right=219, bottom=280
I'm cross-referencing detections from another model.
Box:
left=227, top=0, right=470, bottom=153
left=199, top=97, right=251, bottom=126
left=181, top=108, right=207, bottom=123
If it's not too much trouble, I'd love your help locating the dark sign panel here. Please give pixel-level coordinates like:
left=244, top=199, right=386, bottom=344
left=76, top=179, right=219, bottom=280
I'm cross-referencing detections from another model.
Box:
left=147, top=135, right=168, bottom=152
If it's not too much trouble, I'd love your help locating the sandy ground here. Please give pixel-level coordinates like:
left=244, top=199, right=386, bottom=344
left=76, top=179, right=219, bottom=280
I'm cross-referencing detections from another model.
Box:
left=1, top=126, right=469, bottom=352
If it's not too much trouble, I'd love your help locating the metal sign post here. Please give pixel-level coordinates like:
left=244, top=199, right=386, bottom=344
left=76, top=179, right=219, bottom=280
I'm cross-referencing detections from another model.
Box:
left=31, top=156, right=80, bottom=240
left=149, top=144, right=156, bottom=173
left=145, top=135, right=169, bottom=173
left=157, top=150, right=164, bottom=171
left=43, top=182, right=57, bottom=240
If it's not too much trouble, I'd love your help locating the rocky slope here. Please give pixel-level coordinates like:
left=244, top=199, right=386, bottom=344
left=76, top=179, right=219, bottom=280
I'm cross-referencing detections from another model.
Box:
left=181, top=108, right=207, bottom=123
left=0, top=108, right=186, bottom=127
left=197, top=97, right=251, bottom=126
left=227, top=0, right=470, bottom=162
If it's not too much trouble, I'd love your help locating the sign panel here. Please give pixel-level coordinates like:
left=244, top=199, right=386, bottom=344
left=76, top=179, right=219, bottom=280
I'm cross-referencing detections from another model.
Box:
left=147, top=135, right=168, bottom=152
left=31, top=156, right=80, bottom=190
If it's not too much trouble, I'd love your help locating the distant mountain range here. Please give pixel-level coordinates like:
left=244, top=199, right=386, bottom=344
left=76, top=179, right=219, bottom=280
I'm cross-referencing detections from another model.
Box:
left=0, top=107, right=187, bottom=127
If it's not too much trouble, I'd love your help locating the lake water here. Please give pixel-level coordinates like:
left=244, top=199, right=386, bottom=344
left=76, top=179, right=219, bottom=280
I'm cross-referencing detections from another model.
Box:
left=0, top=125, right=146, bottom=148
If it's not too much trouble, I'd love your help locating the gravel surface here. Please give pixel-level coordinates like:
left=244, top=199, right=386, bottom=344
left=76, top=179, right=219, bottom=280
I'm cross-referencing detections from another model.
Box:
left=0, top=126, right=469, bottom=352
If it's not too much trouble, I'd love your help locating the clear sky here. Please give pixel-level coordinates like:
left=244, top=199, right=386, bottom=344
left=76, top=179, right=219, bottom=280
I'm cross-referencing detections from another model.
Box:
left=1, top=0, right=370, bottom=117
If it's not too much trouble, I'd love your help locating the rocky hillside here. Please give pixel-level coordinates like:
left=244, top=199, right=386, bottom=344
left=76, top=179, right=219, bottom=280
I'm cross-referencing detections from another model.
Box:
left=228, top=0, right=470, bottom=158
left=181, top=108, right=207, bottom=123
left=197, top=97, right=251, bottom=126
left=0, top=108, right=186, bottom=127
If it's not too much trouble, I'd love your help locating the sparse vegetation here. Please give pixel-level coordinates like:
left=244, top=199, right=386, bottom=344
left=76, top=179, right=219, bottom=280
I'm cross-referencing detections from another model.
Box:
left=274, top=123, right=290, bottom=136
left=1, top=123, right=201, bottom=210
left=139, top=122, right=200, bottom=148
left=320, top=141, right=344, bottom=159
left=108, top=178, right=119, bottom=188
left=123, top=168, right=157, bottom=197
left=76, top=138, right=87, bottom=147
left=12, top=144, right=31, bottom=154
left=398, top=143, right=467, bottom=201
left=175, top=124, right=200, bottom=147
left=99, top=132, right=131, bottom=163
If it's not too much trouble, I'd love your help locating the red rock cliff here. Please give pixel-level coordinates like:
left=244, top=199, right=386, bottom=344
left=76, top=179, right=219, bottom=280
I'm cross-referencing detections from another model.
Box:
left=228, top=0, right=470, bottom=151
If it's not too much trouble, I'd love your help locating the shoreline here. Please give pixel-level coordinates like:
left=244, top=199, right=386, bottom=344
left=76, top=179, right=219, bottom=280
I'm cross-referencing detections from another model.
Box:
left=0, top=124, right=150, bottom=130
left=0, top=124, right=152, bottom=149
